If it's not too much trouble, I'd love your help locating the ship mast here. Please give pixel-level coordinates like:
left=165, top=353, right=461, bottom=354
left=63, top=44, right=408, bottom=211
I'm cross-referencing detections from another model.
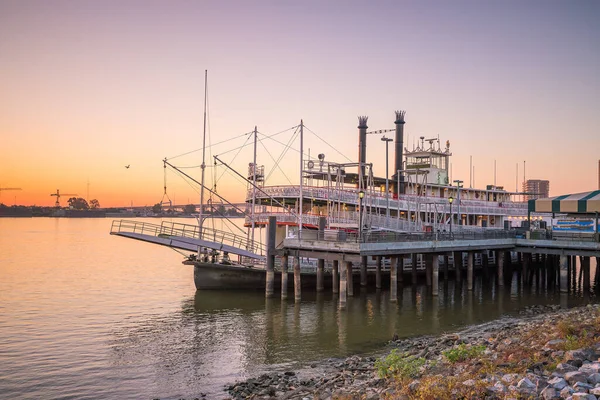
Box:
left=251, top=126, right=257, bottom=246
left=199, top=70, right=208, bottom=236
left=299, top=120, right=304, bottom=235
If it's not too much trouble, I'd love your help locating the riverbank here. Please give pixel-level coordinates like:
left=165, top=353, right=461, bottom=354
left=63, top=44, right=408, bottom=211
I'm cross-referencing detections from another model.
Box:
left=225, top=303, right=600, bottom=399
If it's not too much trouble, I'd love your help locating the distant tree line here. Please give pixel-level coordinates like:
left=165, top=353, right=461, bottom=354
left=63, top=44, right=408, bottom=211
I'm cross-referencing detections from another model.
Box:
left=67, top=197, right=100, bottom=210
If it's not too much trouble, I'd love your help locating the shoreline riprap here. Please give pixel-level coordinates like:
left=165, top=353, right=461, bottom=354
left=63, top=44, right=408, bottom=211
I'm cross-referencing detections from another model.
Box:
left=224, top=303, right=600, bottom=400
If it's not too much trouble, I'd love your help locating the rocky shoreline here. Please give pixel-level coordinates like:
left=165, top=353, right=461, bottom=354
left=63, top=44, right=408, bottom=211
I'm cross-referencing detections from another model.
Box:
left=224, top=303, right=600, bottom=399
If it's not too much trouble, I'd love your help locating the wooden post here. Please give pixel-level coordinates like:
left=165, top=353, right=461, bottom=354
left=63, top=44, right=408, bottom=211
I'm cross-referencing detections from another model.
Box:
left=265, top=216, right=276, bottom=298
left=375, top=256, right=382, bottom=289
left=467, top=252, right=474, bottom=291
left=294, top=256, right=301, bottom=302
left=347, top=261, right=354, bottom=297
left=360, top=255, right=368, bottom=287
left=432, top=254, right=439, bottom=296
left=583, top=256, right=591, bottom=296
left=281, top=254, right=289, bottom=299
left=497, top=251, right=505, bottom=287
left=559, top=254, right=568, bottom=293
left=339, top=261, right=349, bottom=309
left=332, top=259, right=339, bottom=294
left=523, top=253, right=530, bottom=286
left=390, top=256, right=397, bottom=302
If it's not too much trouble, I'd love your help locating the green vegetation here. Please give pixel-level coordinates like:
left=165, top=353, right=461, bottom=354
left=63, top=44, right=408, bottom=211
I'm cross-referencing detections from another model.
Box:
left=442, top=343, right=486, bottom=363
left=375, top=349, right=425, bottom=379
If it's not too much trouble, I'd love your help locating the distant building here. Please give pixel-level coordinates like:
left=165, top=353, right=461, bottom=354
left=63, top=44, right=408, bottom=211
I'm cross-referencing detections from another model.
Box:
left=523, top=179, right=550, bottom=201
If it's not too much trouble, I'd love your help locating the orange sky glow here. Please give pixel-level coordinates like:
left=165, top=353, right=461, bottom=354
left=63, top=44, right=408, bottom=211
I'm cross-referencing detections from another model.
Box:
left=1, top=1, right=599, bottom=208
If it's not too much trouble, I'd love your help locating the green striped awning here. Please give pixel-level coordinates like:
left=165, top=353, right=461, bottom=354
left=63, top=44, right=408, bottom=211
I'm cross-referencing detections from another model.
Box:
left=528, top=190, right=600, bottom=214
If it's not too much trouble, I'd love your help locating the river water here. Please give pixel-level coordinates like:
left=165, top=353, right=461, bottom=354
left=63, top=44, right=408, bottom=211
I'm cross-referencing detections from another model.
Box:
left=0, top=218, right=596, bottom=399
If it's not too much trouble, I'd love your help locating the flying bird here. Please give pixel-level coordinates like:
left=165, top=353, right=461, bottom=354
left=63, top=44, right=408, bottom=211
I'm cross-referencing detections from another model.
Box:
left=125, top=165, right=130, bottom=169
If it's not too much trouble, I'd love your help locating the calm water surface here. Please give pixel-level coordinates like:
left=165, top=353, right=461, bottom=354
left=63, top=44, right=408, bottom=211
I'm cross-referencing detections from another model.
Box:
left=0, top=218, right=596, bottom=399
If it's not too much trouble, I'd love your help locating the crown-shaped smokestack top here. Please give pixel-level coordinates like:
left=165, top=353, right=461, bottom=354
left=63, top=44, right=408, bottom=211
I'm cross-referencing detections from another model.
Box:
left=358, top=116, right=369, bottom=129
left=395, top=110, right=406, bottom=124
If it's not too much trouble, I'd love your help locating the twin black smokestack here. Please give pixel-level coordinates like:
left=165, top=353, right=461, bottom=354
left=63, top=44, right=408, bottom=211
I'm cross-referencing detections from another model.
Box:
left=357, top=111, right=406, bottom=195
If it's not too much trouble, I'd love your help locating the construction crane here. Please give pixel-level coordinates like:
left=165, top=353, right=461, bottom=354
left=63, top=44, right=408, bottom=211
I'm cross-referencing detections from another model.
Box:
left=50, top=189, right=78, bottom=208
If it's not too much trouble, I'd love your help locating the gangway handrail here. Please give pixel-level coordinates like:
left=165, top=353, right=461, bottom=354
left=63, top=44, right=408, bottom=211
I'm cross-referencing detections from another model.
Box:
left=110, top=219, right=266, bottom=256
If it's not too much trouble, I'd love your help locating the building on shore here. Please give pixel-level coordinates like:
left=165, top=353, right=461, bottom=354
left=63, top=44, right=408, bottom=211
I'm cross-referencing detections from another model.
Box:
left=523, top=179, right=550, bottom=201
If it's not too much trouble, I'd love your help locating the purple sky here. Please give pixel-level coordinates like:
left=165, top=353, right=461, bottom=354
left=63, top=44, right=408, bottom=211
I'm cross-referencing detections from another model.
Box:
left=1, top=0, right=599, bottom=206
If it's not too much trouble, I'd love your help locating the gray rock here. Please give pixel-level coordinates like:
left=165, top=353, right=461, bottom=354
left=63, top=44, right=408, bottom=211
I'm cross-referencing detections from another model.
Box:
left=573, top=381, right=594, bottom=392
left=557, top=363, right=580, bottom=374
left=588, top=373, right=600, bottom=385
left=462, top=379, right=476, bottom=387
left=572, top=393, right=597, bottom=400
left=590, top=387, right=600, bottom=395
left=549, top=377, right=569, bottom=390
left=581, top=363, right=600, bottom=374
left=566, top=371, right=590, bottom=385
left=540, top=386, right=560, bottom=400
left=502, top=373, right=520, bottom=384
left=517, top=377, right=537, bottom=390
left=560, top=385, right=575, bottom=398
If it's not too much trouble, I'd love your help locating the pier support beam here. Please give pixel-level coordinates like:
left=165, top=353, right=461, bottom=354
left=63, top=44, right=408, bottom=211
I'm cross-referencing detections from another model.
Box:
left=332, top=260, right=339, bottom=294
left=560, top=255, right=568, bottom=293
left=294, top=256, right=301, bottom=302
left=281, top=255, right=289, bottom=299
left=360, top=256, right=368, bottom=287
left=376, top=256, right=382, bottom=289
left=443, top=254, right=449, bottom=282
left=432, top=255, right=439, bottom=296
left=467, top=252, right=474, bottom=291
left=339, top=261, right=348, bottom=309
left=265, top=216, right=276, bottom=298
left=398, top=256, right=404, bottom=285
left=497, top=251, right=505, bottom=287
left=390, top=256, right=398, bottom=302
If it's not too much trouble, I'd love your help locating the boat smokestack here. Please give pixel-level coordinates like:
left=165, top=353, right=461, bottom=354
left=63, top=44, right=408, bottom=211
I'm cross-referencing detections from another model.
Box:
left=358, top=116, right=368, bottom=184
left=393, top=110, right=406, bottom=195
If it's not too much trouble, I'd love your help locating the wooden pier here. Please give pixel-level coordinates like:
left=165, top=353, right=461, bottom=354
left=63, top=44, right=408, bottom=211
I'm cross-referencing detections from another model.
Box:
left=267, top=217, right=600, bottom=308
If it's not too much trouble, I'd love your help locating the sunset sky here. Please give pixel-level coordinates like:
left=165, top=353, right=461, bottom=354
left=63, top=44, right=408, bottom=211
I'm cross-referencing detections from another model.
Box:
left=1, top=0, right=599, bottom=207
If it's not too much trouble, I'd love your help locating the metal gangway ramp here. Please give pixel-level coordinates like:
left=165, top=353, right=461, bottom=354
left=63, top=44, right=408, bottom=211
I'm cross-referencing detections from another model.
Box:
left=110, top=220, right=265, bottom=260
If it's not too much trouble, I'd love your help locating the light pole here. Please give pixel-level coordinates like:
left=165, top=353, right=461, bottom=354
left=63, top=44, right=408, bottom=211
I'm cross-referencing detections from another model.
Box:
left=453, top=180, right=463, bottom=226
left=448, top=196, right=454, bottom=236
left=358, top=190, right=365, bottom=241
left=381, top=136, right=393, bottom=218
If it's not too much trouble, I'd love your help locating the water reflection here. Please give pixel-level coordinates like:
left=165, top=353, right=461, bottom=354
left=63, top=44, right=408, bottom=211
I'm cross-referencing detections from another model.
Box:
left=107, top=270, right=597, bottom=398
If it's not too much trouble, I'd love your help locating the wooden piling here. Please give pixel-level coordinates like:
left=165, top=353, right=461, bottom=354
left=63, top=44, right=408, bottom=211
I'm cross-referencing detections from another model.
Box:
left=347, top=261, right=354, bottom=297
left=317, top=258, right=325, bottom=292
left=497, top=251, right=505, bottom=287
left=281, top=254, right=289, bottom=299
left=339, top=261, right=348, bottom=309
left=443, top=254, right=449, bottom=281
left=426, top=254, right=432, bottom=287
left=398, top=256, right=404, bottom=284
left=412, top=253, right=418, bottom=285
left=375, top=256, right=382, bottom=289
left=432, top=255, right=439, bottom=296
left=467, top=252, right=474, bottom=291
left=559, top=254, right=568, bottom=293
left=265, top=216, right=276, bottom=298
left=454, top=251, right=462, bottom=282
left=360, top=255, right=368, bottom=287
left=294, top=256, right=301, bottom=302
left=332, top=259, right=339, bottom=294
left=390, top=256, right=397, bottom=302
